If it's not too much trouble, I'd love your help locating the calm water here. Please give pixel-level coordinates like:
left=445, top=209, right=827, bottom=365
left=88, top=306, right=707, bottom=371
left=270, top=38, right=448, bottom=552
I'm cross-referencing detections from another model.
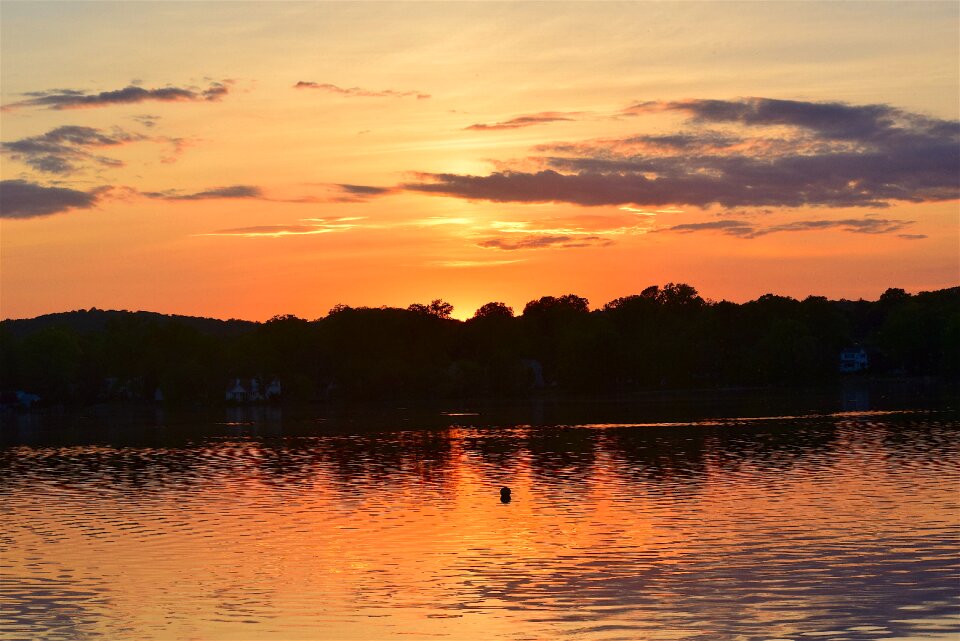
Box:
left=1, top=400, right=958, bottom=640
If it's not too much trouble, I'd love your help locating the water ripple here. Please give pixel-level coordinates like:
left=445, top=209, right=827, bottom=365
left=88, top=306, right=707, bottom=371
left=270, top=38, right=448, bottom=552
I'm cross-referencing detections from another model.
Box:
left=0, top=410, right=957, bottom=640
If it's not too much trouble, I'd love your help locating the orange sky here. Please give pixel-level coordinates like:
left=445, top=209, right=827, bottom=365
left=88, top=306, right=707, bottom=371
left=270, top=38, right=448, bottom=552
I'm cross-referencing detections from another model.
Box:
left=1, top=2, right=958, bottom=321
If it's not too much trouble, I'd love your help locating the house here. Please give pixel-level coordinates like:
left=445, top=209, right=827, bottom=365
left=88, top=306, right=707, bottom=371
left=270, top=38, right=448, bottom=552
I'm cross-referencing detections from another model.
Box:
left=839, top=347, right=869, bottom=373
left=226, top=378, right=281, bottom=403
left=264, top=379, right=282, bottom=401
left=226, top=378, right=252, bottom=402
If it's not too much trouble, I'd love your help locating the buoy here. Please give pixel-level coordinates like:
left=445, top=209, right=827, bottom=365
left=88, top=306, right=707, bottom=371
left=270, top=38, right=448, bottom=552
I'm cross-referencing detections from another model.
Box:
left=500, top=486, right=512, bottom=503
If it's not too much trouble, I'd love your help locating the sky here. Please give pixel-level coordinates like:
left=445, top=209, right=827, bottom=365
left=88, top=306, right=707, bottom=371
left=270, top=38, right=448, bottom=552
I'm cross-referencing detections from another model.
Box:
left=1, top=1, right=958, bottom=321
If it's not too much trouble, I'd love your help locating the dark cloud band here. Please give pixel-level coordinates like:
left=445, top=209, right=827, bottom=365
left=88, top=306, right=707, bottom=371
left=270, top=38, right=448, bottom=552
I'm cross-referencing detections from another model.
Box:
left=3, top=81, right=231, bottom=111
left=142, top=185, right=262, bottom=201
left=404, top=97, right=960, bottom=209
left=1, top=125, right=146, bottom=174
left=658, top=217, right=915, bottom=239
left=0, top=180, right=103, bottom=219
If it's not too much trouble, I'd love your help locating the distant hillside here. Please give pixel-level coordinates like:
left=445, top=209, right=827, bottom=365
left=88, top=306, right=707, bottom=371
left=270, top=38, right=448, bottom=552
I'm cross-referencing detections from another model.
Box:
left=0, top=309, right=259, bottom=339
left=1, top=285, right=957, bottom=406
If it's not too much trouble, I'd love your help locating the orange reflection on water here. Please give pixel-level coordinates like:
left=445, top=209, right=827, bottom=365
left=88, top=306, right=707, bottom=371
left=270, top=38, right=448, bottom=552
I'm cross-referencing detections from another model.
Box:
left=2, top=415, right=958, bottom=640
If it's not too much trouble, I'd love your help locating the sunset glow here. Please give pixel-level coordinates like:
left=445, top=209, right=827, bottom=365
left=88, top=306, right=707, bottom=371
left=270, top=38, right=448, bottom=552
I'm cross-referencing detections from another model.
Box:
left=1, top=2, right=958, bottom=321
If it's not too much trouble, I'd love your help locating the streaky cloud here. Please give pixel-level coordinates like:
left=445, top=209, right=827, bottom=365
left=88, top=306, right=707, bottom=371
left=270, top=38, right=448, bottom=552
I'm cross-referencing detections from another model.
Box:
left=431, top=259, right=527, bottom=268
left=144, top=185, right=262, bottom=201
left=0, top=179, right=104, bottom=219
left=403, top=97, right=959, bottom=209
left=478, top=234, right=613, bottom=250
left=203, top=217, right=364, bottom=238
left=3, top=81, right=232, bottom=111
left=337, top=183, right=393, bottom=196
left=658, top=217, right=915, bottom=239
left=295, top=81, right=429, bottom=100
left=465, top=111, right=582, bottom=131
left=330, top=184, right=396, bottom=202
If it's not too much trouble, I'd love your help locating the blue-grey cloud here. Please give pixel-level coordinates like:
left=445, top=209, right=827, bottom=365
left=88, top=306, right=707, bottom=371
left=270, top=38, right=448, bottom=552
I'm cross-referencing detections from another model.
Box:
left=337, top=184, right=393, bottom=196
left=1, top=126, right=146, bottom=174
left=404, top=98, right=959, bottom=209
left=143, top=185, right=262, bottom=201
left=658, top=217, right=915, bottom=239
left=661, top=97, right=927, bottom=141
left=0, top=180, right=104, bottom=219
left=3, top=81, right=231, bottom=111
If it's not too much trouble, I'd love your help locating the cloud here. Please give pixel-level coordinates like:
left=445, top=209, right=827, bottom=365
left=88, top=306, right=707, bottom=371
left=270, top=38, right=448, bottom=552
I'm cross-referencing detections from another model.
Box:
left=402, top=98, right=960, bottom=209
left=337, top=184, right=392, bottom=196
left=132, top=115, right=161, bottom=128
left=0, top=179, right=105, bottom=219
left=491, top=211, right=653, bottom=236
left=326, top=183, right=396, bottom=202
left=202, top=217, right=365, bottom=238
left=897, top=233, right=928, bottom=240
left=287, top=183, right=396, bottom=204
left=465, top=111, right=582, bottom=131
left=430, top=259, right=527, bottom=268
left=143, top=185, right=262, bottom=201
left=477, top=234, right=614, bottom=250
left=662, top=97, right=908, bottom=141
left=658, top=217, right=915, bottom=239
left=294, top=81, right=429, bottom=100
left=1, top=125, right=149, bottom=174
left=3, top=81, right=232, bottom=111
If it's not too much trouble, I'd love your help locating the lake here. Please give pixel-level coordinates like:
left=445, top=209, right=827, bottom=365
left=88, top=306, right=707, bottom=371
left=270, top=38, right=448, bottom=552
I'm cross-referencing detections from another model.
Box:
left=2, top=392, right=958, bottom=640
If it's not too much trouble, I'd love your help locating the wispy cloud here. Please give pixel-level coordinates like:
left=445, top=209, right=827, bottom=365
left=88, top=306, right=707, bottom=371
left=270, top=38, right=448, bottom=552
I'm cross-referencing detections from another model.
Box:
left=325, top=183, right=396, bottom=203
left=0, top=179, right=107, bottom=219
left=142, top=185, right=263, bottom=201
left=477, top=235, right=614, bottom=250
left=3, top=81, right=232, bottom=111
left=294, top=81, right=429, bottom=100
left=403, top=97, right=959, bottom=209
left=465, top=111, right=584, bottom=131
left=430, top=258, right=527, bottom=268
left=132, top=114, right=161, bottom=128
left=468, top=210, right=655, bottom=251
left=658, top=217, right=916, bottom=239
left=201, top=217, right=365, bottom=238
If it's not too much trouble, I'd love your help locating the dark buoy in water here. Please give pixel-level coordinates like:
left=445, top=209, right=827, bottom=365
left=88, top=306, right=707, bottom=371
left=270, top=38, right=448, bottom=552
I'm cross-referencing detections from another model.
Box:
left=500, top=486, right=512, bottom=503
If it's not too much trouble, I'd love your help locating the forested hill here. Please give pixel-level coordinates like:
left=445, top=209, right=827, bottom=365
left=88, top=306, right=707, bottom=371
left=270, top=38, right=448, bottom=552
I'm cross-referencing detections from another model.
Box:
left=1, top=309, right=257, bottom=339
left=1, top=284, right=957, bottom=405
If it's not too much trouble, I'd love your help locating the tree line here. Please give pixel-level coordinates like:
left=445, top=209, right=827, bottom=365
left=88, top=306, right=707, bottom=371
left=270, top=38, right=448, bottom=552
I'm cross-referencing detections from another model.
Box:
left=1, top=284, right=957, bottom=405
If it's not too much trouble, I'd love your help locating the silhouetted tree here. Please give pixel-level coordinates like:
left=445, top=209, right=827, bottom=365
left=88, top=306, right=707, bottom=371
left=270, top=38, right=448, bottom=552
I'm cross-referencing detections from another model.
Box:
left=408, top=299, right=454, bottom=319
left=2, top=285, right=956, bottom=405
left=472, top=301, right=514, bottom=319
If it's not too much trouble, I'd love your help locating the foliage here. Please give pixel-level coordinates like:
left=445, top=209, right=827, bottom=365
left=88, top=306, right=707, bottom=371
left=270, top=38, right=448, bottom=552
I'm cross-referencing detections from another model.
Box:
left=1, top=285, right=957, bottom=405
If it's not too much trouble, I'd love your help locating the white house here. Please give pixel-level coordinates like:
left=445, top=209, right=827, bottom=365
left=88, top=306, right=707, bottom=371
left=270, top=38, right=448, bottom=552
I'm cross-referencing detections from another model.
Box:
left=226, top=378, right=251, bottom=402
left=839, top=348, right=869, bottom=373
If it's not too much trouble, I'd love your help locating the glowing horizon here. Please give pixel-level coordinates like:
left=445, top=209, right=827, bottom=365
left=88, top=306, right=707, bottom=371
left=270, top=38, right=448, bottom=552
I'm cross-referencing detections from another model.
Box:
left=1, top=2, right=958, bottom=322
